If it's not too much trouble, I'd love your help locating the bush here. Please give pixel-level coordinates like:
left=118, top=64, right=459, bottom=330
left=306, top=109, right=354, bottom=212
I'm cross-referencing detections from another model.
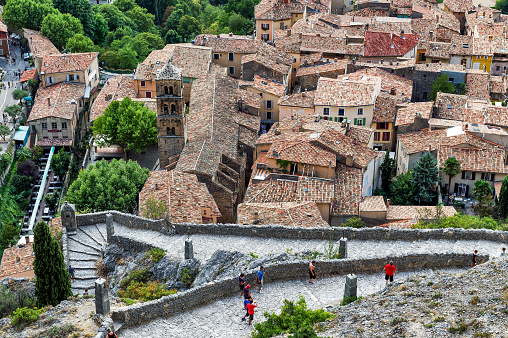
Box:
left=414, top=214, right=508, bottom=231
left=44, top=324, right=76, bottom=337
left=0, top=285, right=35, bottom=318
left=252, top=297, right=333, bottom=338
left=339, top=217, right=365, bottom=228
left=119, top=268, right=151, bottom=290
left=147, top=248, right=165, bottom=263
left=117, top=281, right=177, bottom=301
left=340, top=295, right=363, bottom=306
left=10, top=307, right=45, bottom=328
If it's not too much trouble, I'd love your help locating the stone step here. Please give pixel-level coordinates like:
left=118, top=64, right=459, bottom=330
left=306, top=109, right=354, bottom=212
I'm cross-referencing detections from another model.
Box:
left=77, top=227, right=105, bottom=248
left=69, top=260, right=98, bottom=269
left=72, top=288, right=96, bottom=296
left=94, top=223, right=107, bottom=244
left=68, top=249, right=101, bottom=257
left=68, top=236, right=102, bottom=253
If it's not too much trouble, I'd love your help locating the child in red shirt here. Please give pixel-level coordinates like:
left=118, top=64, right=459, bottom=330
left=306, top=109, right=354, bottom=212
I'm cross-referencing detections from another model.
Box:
left=383, top=261, right=396, bottom=285
left=246, top=299, right=257, bottom=325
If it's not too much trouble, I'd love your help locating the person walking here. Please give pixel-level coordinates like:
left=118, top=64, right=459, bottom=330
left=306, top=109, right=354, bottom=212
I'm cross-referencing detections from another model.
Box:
left=241, top=296, right=252, bottom=322
left=83, top=289, right=89, bottom=296
left=472, top=250, right=478, bottom=267
left=501, top=248, right=506, bottom=257
left=246, top=298, right=257, bottom=325
left=239, top=273, right=245, bottom=296
left=69, top=265, right=75, bottom=282
left=257, top=266, right=264, bottom=293
left=107, top=329, right=118, bottom=338
left=243, top=284, right=251, bottom=300
left=309, top=260, right=316, bottom=284
left=383, top=261, right=396, bottom=285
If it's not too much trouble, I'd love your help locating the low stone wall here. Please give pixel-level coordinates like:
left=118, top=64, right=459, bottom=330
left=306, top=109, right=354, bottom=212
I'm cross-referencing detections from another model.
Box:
left=174, top=222, right=508, bottom=243
left=76, top=211, right=174, bottom=235
left=62, top=227, right=69, bottom=267
left=108, top=234, right=157, bottom=253
left=111, top=252, right=488, bottom=329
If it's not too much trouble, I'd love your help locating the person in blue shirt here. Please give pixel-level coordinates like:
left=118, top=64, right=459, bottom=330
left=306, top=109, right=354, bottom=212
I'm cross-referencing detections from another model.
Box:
left=241, top=296, right=252, bottom=321
left=257, top=266, right=264, bottom=293
left=239, top=273, right=245, bottom=296
left=243, top=284, right=251, bottom=299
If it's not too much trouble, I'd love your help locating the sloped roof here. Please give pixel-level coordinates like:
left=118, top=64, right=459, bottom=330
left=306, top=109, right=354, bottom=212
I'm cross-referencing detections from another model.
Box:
left=437, top=146, right=507, bottom=174
left=90, top=75, right=137, bottom=122
left=194, top=34, right=262, bottom=53
left=24, top=29, right=60, bottom=59
left=387, top=205, right=457, bottom=220
left=28, top=82, right=85, bottom=122
left=331, top=163, right=362, bottom=216
left=359, top=195, right=387, bottom=212
left=395, top=102, right=433, bottom=126
left=278, top=91, right=315, bottom=108
left=267, top=139, right=337, bottom=167
left=315, top=77, right=377, bottom=107
left=253, top=74, right=286, bottom=97
left=20, top=68, right=37, bottom=83
left=363, top=31, right=419, bottom=57
left=41, top=52, right=98, bottom=74
left=155, top=62, right=181, bottom=80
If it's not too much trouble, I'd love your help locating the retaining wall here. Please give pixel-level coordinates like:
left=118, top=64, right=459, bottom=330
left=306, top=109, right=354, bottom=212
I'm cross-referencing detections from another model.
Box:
left=111, top=252, right=489, bottom=328
left=76, top=211, right=174, bottom=235
left=108, top=234, right=157, bottom=253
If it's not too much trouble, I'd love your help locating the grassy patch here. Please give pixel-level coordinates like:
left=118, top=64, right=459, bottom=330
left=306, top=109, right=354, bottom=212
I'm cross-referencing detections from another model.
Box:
left=10, top=307, right=45, bottom=329
left=340, top=296, right=363, bottom=306
left=147, top=248, right=165, bottom=263
left=43, top=324, right=76, bottom=337
left=391, top=317, right=406, bottom=326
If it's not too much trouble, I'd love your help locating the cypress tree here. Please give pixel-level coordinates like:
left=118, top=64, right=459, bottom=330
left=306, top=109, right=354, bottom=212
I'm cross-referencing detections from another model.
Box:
left=498, top=176, right=508, bottom=218
left=411, top=152, right=440, bottom=205
left=33, top=221, right=72, bottom=307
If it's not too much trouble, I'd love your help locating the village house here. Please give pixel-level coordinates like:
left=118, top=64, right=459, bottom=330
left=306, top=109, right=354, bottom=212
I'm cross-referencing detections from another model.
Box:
left=0, top=21, right=9, bottom=57
left=395, top=101, right=433, bottom=134
left=241, top=43, right=293, bottom=88
left=443, top=0, right=474, bottom=33
left=24, top=29, right=60, bottom=74
left=246, top=74, right=287, bottom=131
left=194, top=34, right=262, bottom=79
left=360, top=30, right=419, bottom=64
left=278, top=91, right=315, bottom=121
left=89, top=75, right=137, bottom=123
left=139, top=170, right=221, bottom=224
left=295, top=59, right=348, bottom=91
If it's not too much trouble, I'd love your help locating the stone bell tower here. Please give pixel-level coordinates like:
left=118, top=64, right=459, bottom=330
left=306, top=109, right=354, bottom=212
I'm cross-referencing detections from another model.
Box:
left=156, top=62, right=185, bottom=169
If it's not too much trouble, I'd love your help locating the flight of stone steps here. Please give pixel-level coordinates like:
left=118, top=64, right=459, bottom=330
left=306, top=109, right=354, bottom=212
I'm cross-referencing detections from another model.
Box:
left=67, top=224, right=107, bottom=296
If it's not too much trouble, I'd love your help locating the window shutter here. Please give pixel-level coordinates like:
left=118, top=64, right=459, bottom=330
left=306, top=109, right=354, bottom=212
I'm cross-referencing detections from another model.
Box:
left=363, top=118, right=366, bottom=126
left=465, top=184, right=470, bottom=197
left=471, top=172, right=476, bottom=180
left=377, top=123, right=380, bottom=129
left=481, top=173, right=485, bottom=180
left=461, top=171, right=465, bottom=179
left=491, top=174, right=495, bottom=182
left=320, top=116, right=323, bottom=120
left=334, top=117, right=338, bottom=122
left=454, top=183, right=459, bottom=194
left=354, top=118, right=357, bottom=125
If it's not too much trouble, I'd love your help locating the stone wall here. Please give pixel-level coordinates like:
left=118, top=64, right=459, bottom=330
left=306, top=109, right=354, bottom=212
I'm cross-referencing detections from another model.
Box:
left=76, top=211, right=174, bottom=235
left=107, top=234, right=157, bottom=253
left=111, top=252, right=489, bottom=328
left=173, top=222, right=508, bottom=243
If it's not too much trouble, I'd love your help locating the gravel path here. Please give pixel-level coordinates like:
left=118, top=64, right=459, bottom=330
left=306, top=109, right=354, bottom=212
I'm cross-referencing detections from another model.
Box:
left=114, top=224, right=506, bottom=262
left=121, top=268, right=464, bottom=338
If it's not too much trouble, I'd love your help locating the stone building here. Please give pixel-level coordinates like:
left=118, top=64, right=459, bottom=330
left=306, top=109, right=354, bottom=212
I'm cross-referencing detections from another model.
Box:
left=156, top=62, right=186, bottom=168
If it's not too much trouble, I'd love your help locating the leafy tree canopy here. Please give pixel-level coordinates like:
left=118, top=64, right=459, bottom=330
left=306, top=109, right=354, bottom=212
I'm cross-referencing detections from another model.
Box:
left=411, top=152, right=440, bottom=205
left=50, top=149, right=71, bottom=179
left=66, top=33, right=95, bottom=53
left=473, top=180, right=493, bottom=206
left=12, top=89, right=29, bottom=104
left=430, top=74, right=456, bottom=101
left=4, top=105, right=22, bottom=118
left=52, top=0, right=95, bottom=39
left=65, top=159, right=149, bottom=213
left=0, top=125, right=9, bottom=141
left=495, top=0, right=508, bottom=14
left=2, top=0, right=57, bottom=30
left=41, top=12, right=84, bottom=50
left=498, top=176, right=508, bottom=218
left=92, top=97, right=158, bottom=154
left=390, top=171, right=413, bottom=205
left=380, top=150, right=395, bottom=195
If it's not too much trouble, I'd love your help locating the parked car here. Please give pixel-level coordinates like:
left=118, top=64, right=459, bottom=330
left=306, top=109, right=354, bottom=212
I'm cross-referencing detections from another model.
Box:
left=23, top=53, right=33, bottom=61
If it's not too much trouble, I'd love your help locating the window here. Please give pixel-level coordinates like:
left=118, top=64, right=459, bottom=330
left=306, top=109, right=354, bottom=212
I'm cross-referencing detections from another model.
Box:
left=349, top=0, right=353, bottom=4
left=140, top=81, right=146, bottom=87
left=229, top=66, right=235, bottom=74
left=338, top=117, right=346, bottom=122
left=377, top=122, right=387, bottom=130
left=323, top=107, right=330, bottom=115
left=496, top=65, right=501, bottom=71
left=323, top=116, right=329, bottom=120
left=265, top=100, right=273, bottom=109
left=266, top=111, right=272, bottom=120
left=61, top=122, right=67, bottom=129
left=382, top=132, right=390, bottom=141
left=228, top=53, right=234, bottom=61
left=42, top=123, right=47, bottom=130
left=51, top=122, right=57, bottom=130
left=293, top=68, right=296, bottom=72
left=261, top=23, right=269, bottom=30
left=171, top=104, right=176, bottom=114
left=46, top=77, right=54, bottom=85
left=449, top=78, right=454, bottom=82
left=357, top=108, right=363, bottom=115
left=354, top=118, right=366, bottom=126
left=462, top=171, right=474, bottom=180
left=338, top=108, right=345, bottom=116
left=164, top=86, right=169, bottom=95
left=169, top=86, right=173, bottom=95
left=164, top=104, right=168, bottom=114
left=183, top=77, right=190, bottom=84
left=483, top=173, right=492, bottom=181
left=374, top=132, right=380, bottom=141
left=461, top=59, right=467, bottom=66
left=279, top=22, right=284, bottom=29
left=261, top=34, right=269, bottom=41
left=259, top=93, right=263, bottom=97
left=484, top=56, right=488, bottom=59
left=146, top=91, right=152, bottom=98
left=213, top=53, right=220, bottom=60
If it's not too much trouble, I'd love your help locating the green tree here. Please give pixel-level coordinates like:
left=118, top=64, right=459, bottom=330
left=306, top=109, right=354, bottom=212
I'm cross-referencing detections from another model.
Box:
left=165, top=29, right=182, bottom=44
left=340, top=217, right=365, bottom=228
left=33, top=221, right=72, bottom=307
left=141, top=196, right=166, bottom=219
left=92, top=97, right=157, bottom=156
left=96, top=4, right=135, bottom=31
left=2, top=0, right=57, bottom=30
left=379, top=150, right=395, bottom=194
left=113, top=0, right=136, bottom=12
left=228, top=12, right=251, bottom=34
left=0, top=222, right=19, bottom=249
left=93, top=12, right=109, bottom=45
left=43, top=191, right=60, bottom=214
left=177, top=15, right=201, bottom=41
left=116, top=47, right=138, bottom=69
left=0, top=124, right=9, bottom=141
left=442, top=156, right=461, bottom=204
left=455, top=82, right=466, bottom=95
left=165, top=5, right=187, bottom=31
left=50, top=148, right=71, bottom=179
left=66, top=159, right=149, bottom=213
left=52, top=0, right=95, bottom=39
left=133, top=32, right=164, bottom=52
left=4, top=105, right=22, bottom=121
left=497, top=176, right=508, bottom=218
left=495, top=0, right=508, bottom=14
left=11, top=174, right=33, bottom=192
left=411, top=152, right=440, bottom=205
left=17, top=159, right=39, bottom=181
left=66, top=33, right=95, bottom=53
left=473, top=180, right=493, bottom=206
left=41, top=12, right=84, bottom=50
left=12, top=89, right=29, bottom=105
left=390, top=171, right=413, bottom=205
left=430, top=74, right=456, bottom=101
left=126, top=6, right=156, bottom=33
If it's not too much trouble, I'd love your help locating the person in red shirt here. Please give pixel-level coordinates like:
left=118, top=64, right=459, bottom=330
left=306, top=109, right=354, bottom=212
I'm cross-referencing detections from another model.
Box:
left=246, top=298, right=258, bottom=325
left=383, top=261, right=396, bottom=285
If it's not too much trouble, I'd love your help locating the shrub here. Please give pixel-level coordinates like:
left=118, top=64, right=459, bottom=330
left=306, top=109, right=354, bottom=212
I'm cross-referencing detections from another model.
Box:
left=180, top=268, right=194, bottom=287
left=414, top=214, right=508, bottom=231
left=340, top=217, right=365, bottom=228
left=44, top=324, right=76, bottom=337
left=119, top=268, right=151, bottom=290
left=10, top=307, right=45, bottom=328
left=117, top=281, right=176, bottom=302
left=252, top=297, right=333, bottom=338
left=340, top=296, right=363, bottom=306
left=147, top=248, right=165, bottom=263
left=122, top=298, right=137, bottom=306
left=0, top=285, right=35, bottom=318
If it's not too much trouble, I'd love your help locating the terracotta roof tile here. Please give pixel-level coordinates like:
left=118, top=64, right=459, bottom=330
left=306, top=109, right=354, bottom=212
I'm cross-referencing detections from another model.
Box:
left=331, top=163, right=362, bottom=216
left=253, top=74, right=286, bottom=97
left=20, top=68, right=37, bottom=83
left=437, top=146, right=507, bottom=174
left=466, top=70, right=490, bottom=99
left=41, top=52, right=98, bottom=74
left=139, top=170, right=220, bottom=223
left=314, top=77, right=378, bottom=107
left=28, top=82, right=85, bottom=122
left=364, top=31, right=419, bottom=57
left=241, top=43, right=293, bottom=75
left=24, top=29, right=60, bottom=59
left=237, top=202, right=330, bottom=227
left=443, top=0, right=473, bottom=13
left=373, top=92, right=406, bottom=123
left=386, top=205, right=457, bottom=220
left=300, top=35, right=363, bottom=55
left=395, top=101, right=433, bottom=126
left=194, top=35, right=262, bottom=53
left=267, top=139, right=337, bottom=167
left=346, top=125, right=374, bottom=145
left=359, top=195, right=387, bottom=212
left=278, top=91, right=315, bottom=108
left=296, top=59, right=348, bottom=77
left=90, top=75, right=137, bottom=122
left=343, top=68, right=413, bottom=100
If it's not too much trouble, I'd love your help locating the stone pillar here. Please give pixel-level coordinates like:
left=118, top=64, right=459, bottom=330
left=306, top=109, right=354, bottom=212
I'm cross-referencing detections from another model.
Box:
left=339, top=237, right=347, bottom=259
left=185, top=240, right=194, bottom=260
left=106, top=213, right=114, bottom=237
left=95, top=278, right=110, bottom=315
left=61, top=201, right=77, bottom=233
left=344, top=274, right=357, bottom=299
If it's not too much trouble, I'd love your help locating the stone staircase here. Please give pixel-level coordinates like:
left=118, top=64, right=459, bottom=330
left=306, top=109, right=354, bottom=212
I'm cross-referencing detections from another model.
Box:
left=67, top=224, right=107, bottom=295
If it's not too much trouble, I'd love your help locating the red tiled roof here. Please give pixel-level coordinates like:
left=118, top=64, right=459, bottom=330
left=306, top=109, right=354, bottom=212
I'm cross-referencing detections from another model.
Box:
left=24, top=29, right=60, bottom=59
left=237, top=202, right=330, bottom=227
left=395, top=102, right=433, bottom=126
left=36, top=138, right=73, bottom=147
left=20, top=68, right=37, bottom=83
left=437, top=146, right=507, bottom=174
left=28, top=82, right=85, bottom=122
left=364, top=31, right=419, bottom=57
left=315, top=77, right=377, bottom=107
left=346, top=125, right=374, bottom=145
left=41, top=52, right=98, bottom=74
left=278, top=91, right=315, bottom=108
left=90, top=75, right=137, bottom=122
left=386, top=205, right=457, bottom=220
left=253, top=74, right=286, bottom=97
left=194, top=34, right=262, bottom=54
left=331, top=163, right=362, bottom=216
left=359, top=195, right=387, bottom=212
left=443, top=0, right=473, bottom=13
left=267, top=139, right=337, bottom=167
left=296, top=60, right=348, bottom=77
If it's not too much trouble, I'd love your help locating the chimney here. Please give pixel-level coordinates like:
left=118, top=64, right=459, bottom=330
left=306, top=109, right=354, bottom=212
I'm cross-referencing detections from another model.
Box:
left=16, top=256, right=21, bottom=262
left=386, top=198, right=390, bottom=206
left=346, top=155, right=353, bottom=166
left=47, top=97, right=51, bottom=106
left=183, top=216, right=188, bottom=222
left=390, top=87, right=396, bottom=95
left=254, top=211, right=259, bottom=223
